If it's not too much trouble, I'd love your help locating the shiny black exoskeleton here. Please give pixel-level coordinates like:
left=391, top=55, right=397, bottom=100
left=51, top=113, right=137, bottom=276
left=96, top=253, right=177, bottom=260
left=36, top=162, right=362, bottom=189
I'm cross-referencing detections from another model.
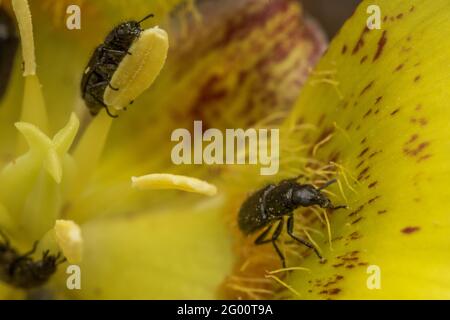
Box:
left=238, top=178, right=345, bottom=267
left=81, top=14, right=154, bottom=118
left=0, top=8, right=19, bottom=101
left=0, top=230, right=66, bottom=289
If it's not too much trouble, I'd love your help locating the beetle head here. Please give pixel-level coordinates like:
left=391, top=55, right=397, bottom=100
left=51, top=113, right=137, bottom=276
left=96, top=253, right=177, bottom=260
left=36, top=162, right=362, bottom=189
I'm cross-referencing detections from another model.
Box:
left=292, top=184, right=333, bottom=208
left=105, top=14, right=154, bottom=47
left=116, top=21, right=141, bottom=39
left=105, top=21, right=142, bottom=47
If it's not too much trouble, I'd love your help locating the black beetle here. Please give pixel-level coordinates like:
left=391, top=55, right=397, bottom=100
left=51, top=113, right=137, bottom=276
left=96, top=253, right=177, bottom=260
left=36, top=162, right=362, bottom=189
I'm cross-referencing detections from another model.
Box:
left=81, top=14, right=154, bottom=118
left=0, top=230, right=66, bottom=289
left=0, top=7, right=19, bottom=101
left=238, top=177, right=346, bottom=267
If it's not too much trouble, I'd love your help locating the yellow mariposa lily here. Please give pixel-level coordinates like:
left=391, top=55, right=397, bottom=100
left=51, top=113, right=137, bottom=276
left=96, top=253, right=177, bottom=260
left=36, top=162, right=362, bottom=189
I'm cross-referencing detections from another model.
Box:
left=1, top=0, right=448, bottom=300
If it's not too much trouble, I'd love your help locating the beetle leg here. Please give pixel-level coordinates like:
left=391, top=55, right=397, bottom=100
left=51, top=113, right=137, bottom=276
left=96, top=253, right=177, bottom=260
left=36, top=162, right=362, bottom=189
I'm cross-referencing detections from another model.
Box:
left=99, top=47, right=129, bottom=64
left=95, top=62, right=118, bottom=71
left=89, top=80, right=119, bottom=91
left=86, top=80, right=108, bottom=89
left=52, top=251, right=67, bottom=265
left=86, top=90, right=118, bottom=118
left=102, top=105, right=118, bottom=118
left=56, top=253, right=67, bottom=265
left=91, top=69, right=119, bottom=91
left=287, top=216, right=323, bottom=260
left=107, top=42, right=132, bottom=55
left=101, top=47, right=128, bottom=55
left=108, top=84, right=119, bottom=91
left=91, top=69, right=107, bottom=81
left=270, top=220, right=285, bottom=268
left=254, top=224, right=273, bottom=245
left=254, top=220, right=286, bottom=268
left=119, top=47, right=133, bottom=55
left=92, top=69, right=119, bottom=91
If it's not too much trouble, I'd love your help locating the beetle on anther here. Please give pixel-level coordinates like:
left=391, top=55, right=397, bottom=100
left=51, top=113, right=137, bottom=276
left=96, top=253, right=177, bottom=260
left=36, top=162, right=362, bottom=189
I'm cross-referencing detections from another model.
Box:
left=0, top=230, right=66, bottom=289
left=81, top=13, right=154, bottom=118
left=238, top=177, right=346, bottom=268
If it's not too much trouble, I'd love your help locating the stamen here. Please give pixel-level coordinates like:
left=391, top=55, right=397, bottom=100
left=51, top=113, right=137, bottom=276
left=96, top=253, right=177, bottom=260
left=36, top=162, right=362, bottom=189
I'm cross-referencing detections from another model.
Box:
left=267, top=266, right=310, bottom=274
left=312, top=132, right=334, bottom=156
left=308, top=207, right=325, bottom=224
left=310, top=77, right=344, bottom=100
left=336, top=178, right=348, bottom=203
left=333, top=121, right=352, bottom=142
left=38, top=219, right=83, bottom=263
left=70, top=110, right=113, bottom=199
left=11, top=0, right=35, bottom=76
left=228, top=284, right=273, bottom=295
left=265, top=274, right=301, bottom=298
left=103, top=26, right=169, bottom=111
left=19, top=76, right=49, bottom=137
left=54, top=220, right=82, bottom=263
left=131, top=173, right=217, bottom=196
left=321, top=208, right=333, bottom=251
left=303, top=229, right=322, bottom=256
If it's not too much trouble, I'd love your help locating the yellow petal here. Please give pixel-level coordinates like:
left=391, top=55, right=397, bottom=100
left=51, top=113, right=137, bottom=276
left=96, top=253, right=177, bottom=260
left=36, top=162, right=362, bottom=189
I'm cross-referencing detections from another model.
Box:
left=71, top=206, right=233, bottom=299
left=281, top=0, right=450, bottom=299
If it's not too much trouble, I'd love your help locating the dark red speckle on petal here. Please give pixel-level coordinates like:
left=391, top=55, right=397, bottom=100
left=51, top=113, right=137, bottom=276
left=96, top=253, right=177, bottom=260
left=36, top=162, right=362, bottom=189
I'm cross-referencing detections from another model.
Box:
left=402, top=226, right=421, bottom=234
left=373, top=31, right=387, bottom=61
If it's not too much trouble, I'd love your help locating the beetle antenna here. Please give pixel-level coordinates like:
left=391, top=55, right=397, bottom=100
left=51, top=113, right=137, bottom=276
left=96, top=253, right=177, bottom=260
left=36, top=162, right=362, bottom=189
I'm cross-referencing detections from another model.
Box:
left=318, top=178, right=337, bottom=190
left=138, top=13, right=154, bottom=24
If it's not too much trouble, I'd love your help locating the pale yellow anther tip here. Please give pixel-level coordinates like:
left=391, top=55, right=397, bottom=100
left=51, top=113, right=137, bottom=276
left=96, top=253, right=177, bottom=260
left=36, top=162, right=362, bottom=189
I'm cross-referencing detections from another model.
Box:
left=104, top=26, right=169, bottom=111
left=54, top=220, right=83, bottom=264
left=131, top=173, right=218, bottom=196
